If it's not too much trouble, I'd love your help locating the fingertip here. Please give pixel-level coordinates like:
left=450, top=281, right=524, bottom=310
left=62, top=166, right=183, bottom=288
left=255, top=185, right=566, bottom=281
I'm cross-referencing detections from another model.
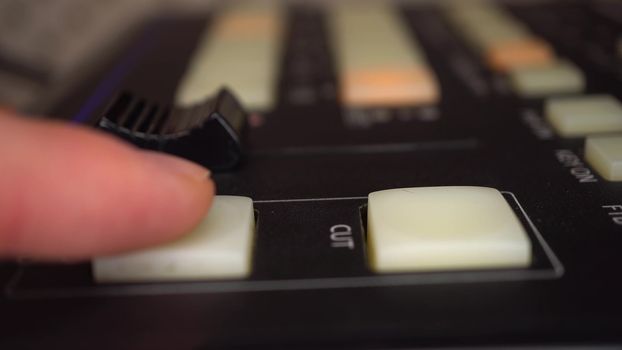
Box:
left=0, top=115, right=217, bottom=260
left=139, top=150, right=212, bottom=183
left=62, top=149, right=218, bottom=259
left=122, top=150, right=217, bottom=252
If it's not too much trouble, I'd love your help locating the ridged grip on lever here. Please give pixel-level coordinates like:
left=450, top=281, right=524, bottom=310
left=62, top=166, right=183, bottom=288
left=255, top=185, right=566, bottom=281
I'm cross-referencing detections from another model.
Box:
left=97, top=88, right=247, bottom=171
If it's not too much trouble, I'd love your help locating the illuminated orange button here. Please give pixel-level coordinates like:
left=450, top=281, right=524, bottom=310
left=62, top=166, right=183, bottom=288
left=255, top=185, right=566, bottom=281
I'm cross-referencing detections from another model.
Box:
left=217, top=15, right=278, bottom=39
left=486, top=38, right=554, bottom=72
left=341, top=68, right=439, bottom=107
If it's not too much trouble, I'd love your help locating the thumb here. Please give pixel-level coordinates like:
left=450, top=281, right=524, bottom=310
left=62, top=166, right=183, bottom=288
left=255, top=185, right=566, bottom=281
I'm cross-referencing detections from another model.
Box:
left=0, top=110, right=215, bottom=260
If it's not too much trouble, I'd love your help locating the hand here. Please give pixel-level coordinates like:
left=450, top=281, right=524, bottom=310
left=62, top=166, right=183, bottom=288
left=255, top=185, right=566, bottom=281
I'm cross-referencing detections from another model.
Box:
left=0, top=109, right=215, bottom=260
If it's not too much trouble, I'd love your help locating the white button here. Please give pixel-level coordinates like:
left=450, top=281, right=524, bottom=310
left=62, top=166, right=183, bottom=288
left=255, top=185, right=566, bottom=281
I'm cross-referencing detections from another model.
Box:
left=585, top=135, right=622, bottom=181
left=545, top=95, right=622, bottom=137
left=175, top=3, right=283, bottom=111
left=367, top=187, right=532, bottom=273
left=509, top=60, right=584, bottom=97
left=93, top=196, right=255, bottom=283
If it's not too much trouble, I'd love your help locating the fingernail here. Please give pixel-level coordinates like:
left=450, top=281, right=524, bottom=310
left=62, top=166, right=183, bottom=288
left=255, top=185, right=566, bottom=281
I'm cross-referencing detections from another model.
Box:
left=140, top=151, right=210, bottom=181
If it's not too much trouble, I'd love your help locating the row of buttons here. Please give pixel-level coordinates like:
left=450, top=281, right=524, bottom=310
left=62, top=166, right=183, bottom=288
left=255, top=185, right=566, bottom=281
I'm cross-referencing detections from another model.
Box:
left=445, top=1, right=621, bottom=182
left=546, top=95, right=622, bottom=181
left=94, top=188, right=532, bottom=283
left=445, top=1, right=585, bottom=97
left=445, top=2, right=554, bottom=72
left=176, top=2, right=441, bottom=111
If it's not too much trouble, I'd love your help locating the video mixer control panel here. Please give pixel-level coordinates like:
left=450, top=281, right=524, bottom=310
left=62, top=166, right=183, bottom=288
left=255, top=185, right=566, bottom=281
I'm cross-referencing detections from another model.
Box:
left=2, top=1, right=622, bottom=349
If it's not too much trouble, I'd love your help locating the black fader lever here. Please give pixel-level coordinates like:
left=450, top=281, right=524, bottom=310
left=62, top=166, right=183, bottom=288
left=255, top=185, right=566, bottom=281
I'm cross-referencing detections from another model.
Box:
left=97, top=88, right=247, bottom=171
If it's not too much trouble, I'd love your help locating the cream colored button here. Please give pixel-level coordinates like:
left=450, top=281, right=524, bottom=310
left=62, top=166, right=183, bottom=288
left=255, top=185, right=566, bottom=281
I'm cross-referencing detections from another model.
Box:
left=545, top=95, right=622, bottom=137
left=93, top=196, right=255, bottom=283
left=444, top=2, right=556, bottom=72
left=509, top=60, right=585, bottom=97
left=462, top=22, right=529, bottom=52
left=585, top=136, right=622, bottom=181
left=330, top=3, right=439, bottom=107
left=175, top=3, right=283, bottom=111
left=445, top=1, right=513, bottom=28
left=367, top=187, right=532, bottom=273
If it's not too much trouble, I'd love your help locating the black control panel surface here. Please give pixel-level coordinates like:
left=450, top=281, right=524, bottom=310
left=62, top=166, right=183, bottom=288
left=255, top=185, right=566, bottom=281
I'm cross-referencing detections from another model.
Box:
left=2, top=1, right=622, bottom=349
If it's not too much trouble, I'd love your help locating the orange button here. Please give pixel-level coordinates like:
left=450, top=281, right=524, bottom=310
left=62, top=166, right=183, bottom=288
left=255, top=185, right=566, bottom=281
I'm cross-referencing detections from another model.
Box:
left=341, top=68, right=439, bottom=107
left=485, top=38, right=554, bottom=72
left=217, top=14, right=278, bottom=39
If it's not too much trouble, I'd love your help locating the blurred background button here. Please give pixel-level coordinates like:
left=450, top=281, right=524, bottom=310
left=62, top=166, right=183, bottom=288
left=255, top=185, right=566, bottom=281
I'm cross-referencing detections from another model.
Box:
left=546, top=95, right=622, bottom=137
left=509, top=60, right=585, bottom=97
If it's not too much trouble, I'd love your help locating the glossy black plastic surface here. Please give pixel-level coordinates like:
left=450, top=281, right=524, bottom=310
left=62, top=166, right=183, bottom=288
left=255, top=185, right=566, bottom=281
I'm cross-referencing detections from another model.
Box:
left=2, top=1, right=622, bottom=349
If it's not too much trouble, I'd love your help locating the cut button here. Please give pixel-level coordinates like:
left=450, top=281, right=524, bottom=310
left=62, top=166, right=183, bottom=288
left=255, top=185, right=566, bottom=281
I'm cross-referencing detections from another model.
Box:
left=545, top=95, right=622, bottom=137
left=93, top=196, right=255, bottom=283
left=585, top=135, right=622, bottom=181
left=367, top=187, right=532, bottom=273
